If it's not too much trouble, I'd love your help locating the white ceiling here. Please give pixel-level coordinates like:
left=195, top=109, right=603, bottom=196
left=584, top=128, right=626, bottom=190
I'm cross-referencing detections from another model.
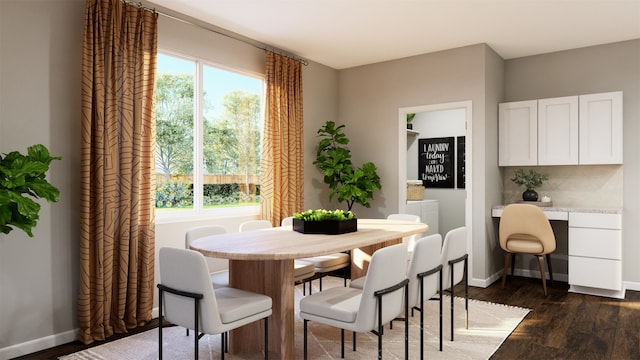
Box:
left=147, top=0, right=640, bottom=69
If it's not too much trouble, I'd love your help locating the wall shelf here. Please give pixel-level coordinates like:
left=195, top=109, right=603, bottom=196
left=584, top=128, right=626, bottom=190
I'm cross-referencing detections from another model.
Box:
left=406, top=129, right=420, bottom=137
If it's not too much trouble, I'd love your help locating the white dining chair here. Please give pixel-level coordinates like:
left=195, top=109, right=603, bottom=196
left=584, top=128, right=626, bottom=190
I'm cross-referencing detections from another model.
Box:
left=185, top=225, right=229, bottom=289
left=281, top=216, right=294, bottom=226
left=239, top=219, right=273, bottom=232
left=349, top=234, right=444, bottom=355
left=158, top=247, right=272, bottom=360
left=300, top=243, right=409, bottom=360
left=387, top=213, right=421, bottom=254
left=440, top=226, right=468, bottom=341
left=407, top=234, right=444, bottom=355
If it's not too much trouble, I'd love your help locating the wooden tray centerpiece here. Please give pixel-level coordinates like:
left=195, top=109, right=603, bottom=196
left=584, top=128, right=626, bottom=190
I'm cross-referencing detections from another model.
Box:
left=292, top=209, right=357, bottom=235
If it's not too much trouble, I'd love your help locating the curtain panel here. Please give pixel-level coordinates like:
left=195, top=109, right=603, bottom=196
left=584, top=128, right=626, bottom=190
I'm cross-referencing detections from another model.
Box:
left=261, top=52, right=304, bottom=225
left=79, top=0, right=157, bottom=344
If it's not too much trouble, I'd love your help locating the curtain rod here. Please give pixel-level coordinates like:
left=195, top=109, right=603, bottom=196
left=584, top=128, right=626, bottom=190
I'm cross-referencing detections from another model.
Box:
left=124, top=1, right=309, bottom=66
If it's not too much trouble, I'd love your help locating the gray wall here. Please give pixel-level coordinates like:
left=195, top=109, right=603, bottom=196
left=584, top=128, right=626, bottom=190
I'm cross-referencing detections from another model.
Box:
left=1, top=0, right=84, bottom=357
left=332, top=44, right=503, bottom=285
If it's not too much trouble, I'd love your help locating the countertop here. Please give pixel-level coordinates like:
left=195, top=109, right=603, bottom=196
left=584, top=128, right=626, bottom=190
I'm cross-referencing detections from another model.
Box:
left=492, top=204, right=622, bottom=214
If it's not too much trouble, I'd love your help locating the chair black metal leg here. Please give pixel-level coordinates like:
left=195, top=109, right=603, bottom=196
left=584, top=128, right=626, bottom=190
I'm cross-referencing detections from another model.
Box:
left=353, top=331, right=356, bottom=351
left=419, top=277, right=425, bottom=359
left=264, top=317, right=269, bottom=360
left=158, top=288, right=163, bottom=360
left=464, top=258, right=469, bottom=329
left=194, top=298, right=200, bottom=360
left=450, top=262, right=455, bottom=341
left=439, top=270, right=443, bottom=351
left=221, top=333, right=225, bottom=360
left=377, top=295, right=383, bottom=360
left=404, top=283, right=409, bottom=360
left=303, top=320, right=308, bottom=360
left=341, top=329, right=345, bottom=358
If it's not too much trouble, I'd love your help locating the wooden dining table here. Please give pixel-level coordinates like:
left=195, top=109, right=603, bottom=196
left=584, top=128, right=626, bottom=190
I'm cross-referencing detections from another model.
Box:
left=188, top=218, right=429, bottom=359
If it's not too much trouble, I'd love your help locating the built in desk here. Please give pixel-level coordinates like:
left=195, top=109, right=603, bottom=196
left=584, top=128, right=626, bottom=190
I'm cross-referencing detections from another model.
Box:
left=492, top=205, right=624, bottom=299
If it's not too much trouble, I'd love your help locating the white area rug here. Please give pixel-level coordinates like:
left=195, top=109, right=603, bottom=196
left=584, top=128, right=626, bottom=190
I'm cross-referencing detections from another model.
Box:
left=61, top=279, right=529, bottom=360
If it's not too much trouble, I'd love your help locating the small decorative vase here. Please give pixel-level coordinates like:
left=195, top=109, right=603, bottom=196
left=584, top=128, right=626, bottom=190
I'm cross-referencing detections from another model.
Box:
left=522, top=189, right=538, bottom=201
left=406, top=123, right=413, bottom=130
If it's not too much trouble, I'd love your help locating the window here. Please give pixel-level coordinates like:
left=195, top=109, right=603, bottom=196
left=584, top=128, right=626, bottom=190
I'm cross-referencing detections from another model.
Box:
left=155, top=52, right=263, bottom=217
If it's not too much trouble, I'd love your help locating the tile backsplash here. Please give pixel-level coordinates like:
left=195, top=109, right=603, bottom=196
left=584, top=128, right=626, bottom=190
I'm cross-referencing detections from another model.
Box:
left=502, top=165, right=623, bottom=208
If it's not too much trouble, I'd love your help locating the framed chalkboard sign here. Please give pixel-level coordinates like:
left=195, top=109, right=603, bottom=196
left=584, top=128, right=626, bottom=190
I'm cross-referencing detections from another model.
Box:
left=457, top=136, right=466, bottom=189
left=418, top=137, right=454, bottom=188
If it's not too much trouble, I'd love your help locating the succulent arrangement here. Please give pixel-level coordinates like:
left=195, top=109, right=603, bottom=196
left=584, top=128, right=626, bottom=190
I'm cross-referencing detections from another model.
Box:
left=293, top=209, right=356, bottom=222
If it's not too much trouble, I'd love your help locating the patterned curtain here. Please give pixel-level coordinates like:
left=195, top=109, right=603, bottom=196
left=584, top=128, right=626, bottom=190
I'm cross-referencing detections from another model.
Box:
left=261, top=51, right=304, bottom=225
left=78, top=0, right=157, bottom=344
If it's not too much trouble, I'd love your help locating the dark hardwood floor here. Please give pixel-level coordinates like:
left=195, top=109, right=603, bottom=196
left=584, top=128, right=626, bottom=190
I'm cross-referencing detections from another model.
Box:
left=13, top=276, right=640, bottom=359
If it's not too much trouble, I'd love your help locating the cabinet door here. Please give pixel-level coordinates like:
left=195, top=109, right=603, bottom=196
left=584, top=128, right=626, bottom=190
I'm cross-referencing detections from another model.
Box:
left=499, top=100, right=538, bottom=166
left=538, top=96, right=579, bottom=165
left=569, top=256, right=622, bottom=290
left=568, top=227, right=621, bottom=260
left=579, top=91, right=623, bottom=164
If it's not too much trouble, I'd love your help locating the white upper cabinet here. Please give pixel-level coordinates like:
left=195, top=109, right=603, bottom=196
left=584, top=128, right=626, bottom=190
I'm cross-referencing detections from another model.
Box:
left=499, top=91, right=623, bottom=166
left=579, top=91, right=623, bottom=164
left=498, top=100, right=537, bottom=166
left=538, top=96, right=579, bottom=165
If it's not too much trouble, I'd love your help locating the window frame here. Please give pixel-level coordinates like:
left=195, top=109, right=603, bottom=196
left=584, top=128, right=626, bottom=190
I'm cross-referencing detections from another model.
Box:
left=155, top=49, right=265, bottom=223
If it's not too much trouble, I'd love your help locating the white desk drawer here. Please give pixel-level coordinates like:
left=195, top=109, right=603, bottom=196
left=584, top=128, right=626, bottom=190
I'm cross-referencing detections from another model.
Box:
left=568, top=227, right=621, bottom=259
left=569, top=212, right=621, bottom=229
left=569, top=256, right=621, bottom=290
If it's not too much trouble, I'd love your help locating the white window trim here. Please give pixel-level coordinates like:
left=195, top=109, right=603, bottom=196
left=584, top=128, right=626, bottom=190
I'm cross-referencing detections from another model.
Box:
left=155, top=50, right=264, bottom=222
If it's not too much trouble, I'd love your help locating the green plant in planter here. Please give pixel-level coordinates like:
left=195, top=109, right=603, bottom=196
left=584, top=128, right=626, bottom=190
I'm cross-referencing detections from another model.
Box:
left=314, top=121, right=382, bottom=212
left=0, top=144, right=61, bottom=236
left=511, top=168, right=549, bottom=201
left=293, top=209, right=356, bottom=221
left=406, top=113, right=416, bottom=130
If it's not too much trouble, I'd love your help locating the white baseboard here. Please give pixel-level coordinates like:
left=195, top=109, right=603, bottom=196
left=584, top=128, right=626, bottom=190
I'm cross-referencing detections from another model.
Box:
left=0, top=329, right=77, bottom=360
left=623, top=280, right=640, bottom=292
left=0, top=308, right=162, bottom=360
left=471, top=269, right=568, bottom=289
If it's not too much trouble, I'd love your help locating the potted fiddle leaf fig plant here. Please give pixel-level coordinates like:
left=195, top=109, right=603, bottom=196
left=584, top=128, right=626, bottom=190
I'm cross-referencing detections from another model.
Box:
left=0, top=144, right=61, bottom=237
left=511, top=168, right=549, bottom=202
left=313, top=121, right=382, bottom=212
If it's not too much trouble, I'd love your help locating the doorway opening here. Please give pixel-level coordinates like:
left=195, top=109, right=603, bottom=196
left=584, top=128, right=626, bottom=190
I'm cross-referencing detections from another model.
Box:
left=398, top=101, right=473, bottom=276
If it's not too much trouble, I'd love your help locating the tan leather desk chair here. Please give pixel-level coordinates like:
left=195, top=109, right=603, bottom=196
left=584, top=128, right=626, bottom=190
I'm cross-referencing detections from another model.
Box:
left=499, top=204, right=556, bottom=296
